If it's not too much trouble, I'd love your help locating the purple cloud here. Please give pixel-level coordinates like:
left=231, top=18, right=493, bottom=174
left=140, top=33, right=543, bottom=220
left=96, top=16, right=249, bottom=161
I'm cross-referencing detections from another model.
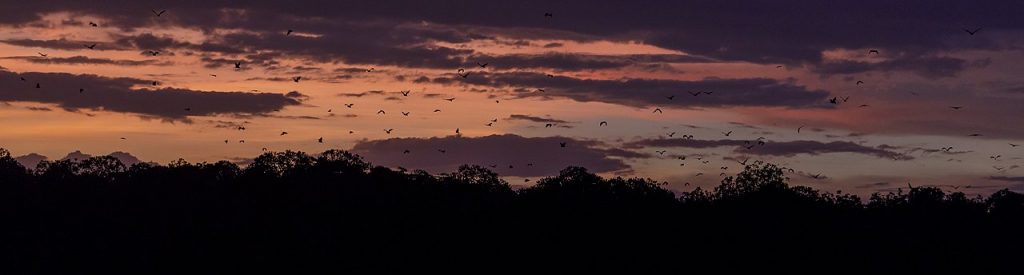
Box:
left=349, top=134, right=644, bottom=177
left=0, top=70, right=302, bottom=121
left=3, top=56, right=170, bottom=66
left=432, top=72, right=830, bottom=108
left=623, top=138, right=910, bottom=160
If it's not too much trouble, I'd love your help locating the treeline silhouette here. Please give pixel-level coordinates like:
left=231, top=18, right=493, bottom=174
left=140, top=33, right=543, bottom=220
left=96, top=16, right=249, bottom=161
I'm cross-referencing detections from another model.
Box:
left=1, top=148, right=1022, bottom=274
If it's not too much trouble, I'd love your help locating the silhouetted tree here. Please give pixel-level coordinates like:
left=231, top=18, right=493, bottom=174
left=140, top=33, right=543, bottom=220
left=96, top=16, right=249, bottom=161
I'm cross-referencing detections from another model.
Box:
left=989, top=189, right=1024, bottom=219
left=245, top=150, right=315, bottom=178
left=0, top=148, right=27, bottom=183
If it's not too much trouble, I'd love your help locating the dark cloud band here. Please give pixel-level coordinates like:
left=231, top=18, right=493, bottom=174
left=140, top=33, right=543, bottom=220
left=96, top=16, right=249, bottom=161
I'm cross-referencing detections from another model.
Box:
left=0, top=70, right=302, bottom=120
left=350, top=134, right=641, bottom=177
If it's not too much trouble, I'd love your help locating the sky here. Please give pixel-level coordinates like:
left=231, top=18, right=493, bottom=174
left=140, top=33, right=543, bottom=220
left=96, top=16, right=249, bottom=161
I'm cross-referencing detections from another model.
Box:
left=1, top=0, right=1023, bottom=196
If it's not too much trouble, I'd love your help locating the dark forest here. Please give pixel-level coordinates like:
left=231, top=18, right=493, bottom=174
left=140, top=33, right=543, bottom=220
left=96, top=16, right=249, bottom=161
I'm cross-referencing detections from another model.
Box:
left=1, top=148, right=1022, bottom=274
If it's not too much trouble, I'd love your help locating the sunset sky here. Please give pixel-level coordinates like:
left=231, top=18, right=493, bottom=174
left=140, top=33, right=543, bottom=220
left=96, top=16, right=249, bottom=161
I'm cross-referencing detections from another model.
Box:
left=2, top=1, right=1023, bottom=195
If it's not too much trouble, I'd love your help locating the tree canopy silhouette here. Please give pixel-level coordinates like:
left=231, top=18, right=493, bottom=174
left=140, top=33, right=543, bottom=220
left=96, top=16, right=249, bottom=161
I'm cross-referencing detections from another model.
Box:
left=0, top=148, right=1021, bottom=274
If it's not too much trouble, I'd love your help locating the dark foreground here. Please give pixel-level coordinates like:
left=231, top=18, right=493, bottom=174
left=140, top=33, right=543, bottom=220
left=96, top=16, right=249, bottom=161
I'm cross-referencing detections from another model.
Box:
left=1, top=148, right=1022, bottom=274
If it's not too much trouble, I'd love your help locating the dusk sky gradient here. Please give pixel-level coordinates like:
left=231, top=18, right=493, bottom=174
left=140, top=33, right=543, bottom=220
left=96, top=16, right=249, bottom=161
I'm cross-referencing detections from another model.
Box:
left=2, top=0, right=1024, bottom=196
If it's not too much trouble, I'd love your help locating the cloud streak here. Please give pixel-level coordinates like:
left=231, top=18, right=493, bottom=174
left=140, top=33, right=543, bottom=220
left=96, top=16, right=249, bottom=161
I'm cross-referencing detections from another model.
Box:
left=623, top=138, right=910, bottom=160
left=3, top=56, right=170, bottom=66
left=812, top=55, right=989, bottom=79
left=350, top=134, right=642, bottom=177
left=505, top=114, right=572, bottom=124
left=0, top=70, right=302, bottom=121
left=433, top=72, right=831, bottom=108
